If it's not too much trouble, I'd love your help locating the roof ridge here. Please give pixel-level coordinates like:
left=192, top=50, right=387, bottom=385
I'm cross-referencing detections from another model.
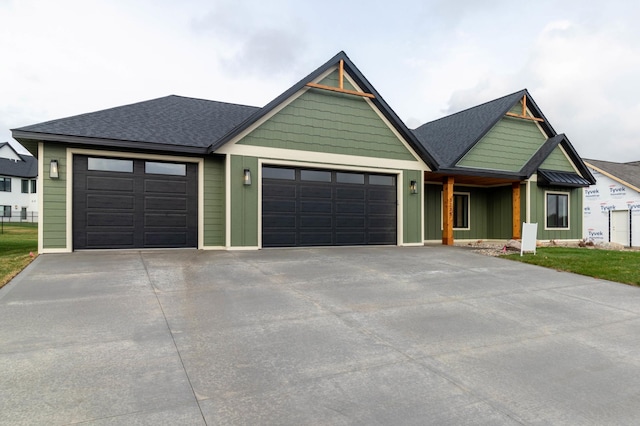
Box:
left=414, top=89, right=526, bottom=129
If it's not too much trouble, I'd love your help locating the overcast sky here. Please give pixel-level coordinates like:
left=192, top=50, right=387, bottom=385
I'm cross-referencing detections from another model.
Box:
left=2, top=0, right=640, bottom=162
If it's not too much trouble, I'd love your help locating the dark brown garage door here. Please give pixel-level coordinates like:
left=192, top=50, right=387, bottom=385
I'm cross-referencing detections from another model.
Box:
left=262, top=166, right=397, bottom=247
left=73, top=155, right=197, bottom=249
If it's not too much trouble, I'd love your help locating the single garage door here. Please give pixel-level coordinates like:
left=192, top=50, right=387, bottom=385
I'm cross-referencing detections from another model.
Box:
left=73, top=155, right=198, bottom=249
left=262, top=166, right=397, bottom=247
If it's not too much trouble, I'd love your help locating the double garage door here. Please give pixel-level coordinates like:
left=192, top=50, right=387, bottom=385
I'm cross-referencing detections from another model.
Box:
left=262, top=166, right=397, bottom=247
left=73, top=155, right=197, bottom=249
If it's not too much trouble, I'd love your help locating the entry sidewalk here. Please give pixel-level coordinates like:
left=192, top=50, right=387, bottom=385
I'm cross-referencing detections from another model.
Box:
left=1, top=247, right=640, bottom=425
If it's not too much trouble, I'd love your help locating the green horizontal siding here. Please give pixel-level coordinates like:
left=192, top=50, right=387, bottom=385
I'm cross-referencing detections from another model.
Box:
left=457, top=116, right=546, bottom=172
left=238, top=71, right=416, bottom=161
left=203, top=156, right=226, bottom=247
left=43, top=144, right=67, bottom=249
left=540, top=146, right=575, bottom=172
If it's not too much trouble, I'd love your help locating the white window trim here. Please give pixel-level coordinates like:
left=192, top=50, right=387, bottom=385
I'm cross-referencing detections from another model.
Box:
left=440, top=191, right=471, bottom=231
left=544, top=190, right=570, bottom=231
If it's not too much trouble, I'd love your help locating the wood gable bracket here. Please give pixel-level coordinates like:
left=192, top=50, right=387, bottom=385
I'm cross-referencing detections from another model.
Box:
left=505, top=94, right=544, bottom=122
left=306, top=60, right=376, bottom=99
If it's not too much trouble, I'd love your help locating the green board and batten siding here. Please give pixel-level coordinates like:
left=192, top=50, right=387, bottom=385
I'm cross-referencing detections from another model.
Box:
left=457, top=116, right=547, bottom=172
left=423, top=184, right=517, bottom=241
left=403, top=169, right=422, bottom=244
left=530, top=184, right=583, bottom=240
left=230, top=155, right=259, bottom=247
left=203, top=155, right=226, bottom=247
left=42, top=144, right=68, bottom=249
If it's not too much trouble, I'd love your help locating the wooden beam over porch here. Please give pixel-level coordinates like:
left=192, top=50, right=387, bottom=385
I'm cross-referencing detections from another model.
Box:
left=442, top=176, right=454, bottom=245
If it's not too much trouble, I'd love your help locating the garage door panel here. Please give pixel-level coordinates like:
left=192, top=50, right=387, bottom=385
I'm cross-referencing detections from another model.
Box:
left=144, top=232, right=188, bottom=247
left=368, top=188, right=396, bottom=202
left=262, top=166, right=397, bottom=248
left=300, top=200, right=332, bottom=213
left=300, top=216, right=332, bottom=228
left=299, top=232, right=333, bottom=246
left=86, top=232, right=134, bottom=247
left=336, top=187, right=365, bottom=200
left=145, top=214, right=188, bottom=227
left=263, top=184, right=296, bottom=198
left=336, top=216, right=365, bottom=228
left=263, top=215, right=296, bottom=228
left=86, top=212, right=135, bottom=227
left=86, top=176, right=134, bottom=192
left=336, top=232, right=366, bottom=245
left=74, top=155, right=197, bottom=249
left=86, top=194, right=135, bottom=209
left=145, top=179, right=187, bottom=194
left=336, top=202, right=365, bottom=214
left=263, top=200, right=296, bottom=213
left=144, top=196, right=188, bottom=211
left=300, top=186, right=332, bottom=199
left=263, top=232, right=297, bottom=247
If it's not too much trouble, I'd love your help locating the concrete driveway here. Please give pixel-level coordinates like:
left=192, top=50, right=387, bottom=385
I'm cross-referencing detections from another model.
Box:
left=1, top=246, right=640, bottom=425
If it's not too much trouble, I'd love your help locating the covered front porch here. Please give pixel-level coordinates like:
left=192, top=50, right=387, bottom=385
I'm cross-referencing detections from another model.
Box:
left=423, top=172, right=524, bottom=245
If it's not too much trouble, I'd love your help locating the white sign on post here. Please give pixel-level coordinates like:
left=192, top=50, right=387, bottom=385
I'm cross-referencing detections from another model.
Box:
left=521, top=222, right=538, bottom=256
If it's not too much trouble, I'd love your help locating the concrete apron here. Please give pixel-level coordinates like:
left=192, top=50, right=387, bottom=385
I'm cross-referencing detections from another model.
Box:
left=1, top=246, right=640, bottom=425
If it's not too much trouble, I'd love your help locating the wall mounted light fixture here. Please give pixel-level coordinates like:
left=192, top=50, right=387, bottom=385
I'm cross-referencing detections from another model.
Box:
left=243, top=168, right=252, bottom=186
left=410, top=180, right=418, bottom=194
left=50, top=160, right=59, bottom=179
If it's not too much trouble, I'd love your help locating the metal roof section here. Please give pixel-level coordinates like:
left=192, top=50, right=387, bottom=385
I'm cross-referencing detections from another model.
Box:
left=537, top=169, right=593, bottom=188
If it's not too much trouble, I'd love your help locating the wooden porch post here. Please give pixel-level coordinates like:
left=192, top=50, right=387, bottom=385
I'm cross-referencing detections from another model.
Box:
left=442, top=176, right=454, bottom=245
left=512, top=182, right=521, bottom=239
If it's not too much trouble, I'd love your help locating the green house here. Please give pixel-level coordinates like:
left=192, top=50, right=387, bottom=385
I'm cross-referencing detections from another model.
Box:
left=11, top=51, right=595, bottom=253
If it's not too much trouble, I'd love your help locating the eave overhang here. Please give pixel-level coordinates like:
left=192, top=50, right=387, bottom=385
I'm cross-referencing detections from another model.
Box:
left=11, top=130, right=210, bottom=156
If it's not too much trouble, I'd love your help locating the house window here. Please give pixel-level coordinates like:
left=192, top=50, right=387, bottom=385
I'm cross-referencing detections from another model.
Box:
left=22, top=179, right=29, bottom=193
left=30, top=180, right=37, bottom=194
left=546, top=192, right=569, bottom=229
left=0, top=177, right=10, bottom=192
left=2, top=205, right=10, bottom=217
left=21, top=207, right=27, bottom=220
left=453, top=193, right=470, bottom=229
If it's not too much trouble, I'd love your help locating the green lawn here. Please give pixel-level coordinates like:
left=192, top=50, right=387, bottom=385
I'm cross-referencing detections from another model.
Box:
left=504, top=247, right=640, bottom=286
left=0, top=222, right=38, bottom=288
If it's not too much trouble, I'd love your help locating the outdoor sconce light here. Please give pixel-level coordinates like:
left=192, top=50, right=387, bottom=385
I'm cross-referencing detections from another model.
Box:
left=50, top=160, right=59, bottom=179
left=410, top=180, right=418, bottom=194
left=243, top=168, right=252, bottom=186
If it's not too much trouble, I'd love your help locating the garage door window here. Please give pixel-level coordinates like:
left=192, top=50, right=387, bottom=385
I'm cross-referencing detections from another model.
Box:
left=263, top=167, right=295, bottom=180
left=145, top=161, right=186, bottom=176
left=301, top=170, right=331, bottom=182
left=336, top=172, right=364, bottom=184
left=369, top=174, right=395, bottom=186
left=88, top=158, right=133, bottom=173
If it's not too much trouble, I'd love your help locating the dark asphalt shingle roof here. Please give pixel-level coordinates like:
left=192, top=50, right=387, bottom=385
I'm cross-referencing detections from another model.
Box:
left=0, top=143, right=37, bottom=178
left=584, top=158, right=640, bottom=190
left=411, top=90, right=527, bottom=168
left=14, top=95, right=259, bottom=151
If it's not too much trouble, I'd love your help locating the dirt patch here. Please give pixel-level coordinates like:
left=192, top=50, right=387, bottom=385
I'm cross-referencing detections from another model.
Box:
left=456, top=240, right=639, bottom=257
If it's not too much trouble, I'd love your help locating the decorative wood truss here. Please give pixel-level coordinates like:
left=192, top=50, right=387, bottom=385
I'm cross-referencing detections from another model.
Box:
left=505, top=94, right=544, bottom=122
left=306, top=60, right=375, bottom=99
